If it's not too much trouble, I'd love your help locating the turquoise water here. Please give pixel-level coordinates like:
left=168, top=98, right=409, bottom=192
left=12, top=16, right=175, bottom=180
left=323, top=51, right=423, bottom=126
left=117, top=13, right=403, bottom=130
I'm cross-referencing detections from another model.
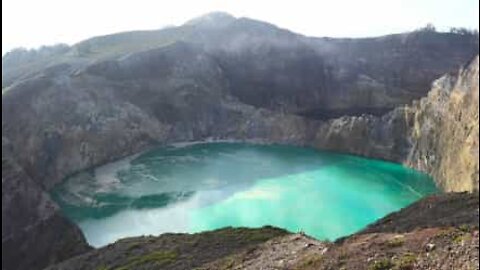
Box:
left=52, top=143, right=438, bottom=247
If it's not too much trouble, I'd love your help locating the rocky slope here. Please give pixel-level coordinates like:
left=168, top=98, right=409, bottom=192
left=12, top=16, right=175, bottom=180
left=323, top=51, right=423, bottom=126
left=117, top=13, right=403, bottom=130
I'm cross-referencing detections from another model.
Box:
left=314, top=55, right=479, bottom=192
left=44, top=192, right=480, bottom=270
left=3, top=13, right=478, bottom=115
left=2, top=138, right=91, bottom=270
left=2, top=13, right=478, bottom=193
left=2, top=42, right=315, bottom=190
left=45, top=226, right=290, bottom=270
left=2, top=12, right=479, bottom=270
left=292, top=192, right=480, bottom=270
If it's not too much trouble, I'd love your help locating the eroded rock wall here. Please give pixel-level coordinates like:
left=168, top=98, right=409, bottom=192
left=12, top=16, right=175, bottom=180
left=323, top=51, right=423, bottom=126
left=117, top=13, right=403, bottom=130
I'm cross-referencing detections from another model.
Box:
left=312, top=107, right=411, bottom=162
left=1, top=43, right=316, bottom=190
left=313, top=56, right=479, bottom=192
left=2, top=138, right=91, bottom=270
left=405, top=56, right=479, bottom=191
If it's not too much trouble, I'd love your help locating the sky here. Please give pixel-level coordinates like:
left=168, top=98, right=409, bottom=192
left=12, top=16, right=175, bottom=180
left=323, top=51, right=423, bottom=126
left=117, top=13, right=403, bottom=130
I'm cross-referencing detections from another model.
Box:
left=2, top=0, right=479, bottom=54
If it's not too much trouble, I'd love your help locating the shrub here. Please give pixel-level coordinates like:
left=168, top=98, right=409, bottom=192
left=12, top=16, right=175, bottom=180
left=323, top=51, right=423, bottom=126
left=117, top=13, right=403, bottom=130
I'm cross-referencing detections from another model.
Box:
left=369, top=258, right=394, bottom=270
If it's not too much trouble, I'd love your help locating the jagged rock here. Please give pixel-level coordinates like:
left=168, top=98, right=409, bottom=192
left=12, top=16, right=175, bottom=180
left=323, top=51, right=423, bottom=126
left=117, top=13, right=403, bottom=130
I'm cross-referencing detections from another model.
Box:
left=314, top=56, right=479, bottom=192
left=1, top=138, right=91, bottom=270
left=405, top=56, right=479, bottom=191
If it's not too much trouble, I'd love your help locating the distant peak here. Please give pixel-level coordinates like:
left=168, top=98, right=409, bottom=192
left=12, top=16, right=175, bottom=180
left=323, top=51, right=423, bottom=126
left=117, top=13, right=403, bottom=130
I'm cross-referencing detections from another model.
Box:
left=201, top=11, right=235, bottom=19
left=184, top=11, right=236, bottom=27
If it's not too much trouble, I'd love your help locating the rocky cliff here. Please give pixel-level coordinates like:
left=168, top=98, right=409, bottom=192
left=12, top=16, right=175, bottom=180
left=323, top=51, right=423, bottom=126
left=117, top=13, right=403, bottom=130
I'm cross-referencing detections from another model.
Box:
left=2, top=42, right=316, bottom=191
left=2, top=14, right=478, bottom=192
left=2, top=12, right=479, bottom=270
left=314, top=56, right=479, bottom=192
left=405, top=56, right=479, bottom=192
left=2, top=138, right=91, bottom=270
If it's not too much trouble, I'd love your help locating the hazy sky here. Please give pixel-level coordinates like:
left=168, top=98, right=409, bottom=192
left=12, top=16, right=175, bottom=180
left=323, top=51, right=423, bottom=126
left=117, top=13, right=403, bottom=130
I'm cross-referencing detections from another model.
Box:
left=2, top=0, right=479, bottom=54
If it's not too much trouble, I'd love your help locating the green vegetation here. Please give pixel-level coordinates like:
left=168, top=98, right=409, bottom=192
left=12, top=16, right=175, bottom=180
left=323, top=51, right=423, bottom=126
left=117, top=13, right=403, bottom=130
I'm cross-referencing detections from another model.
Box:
left=386, top=235, right=405, bottom=248
left=449, top=27, right=479, bottom=36
left=217, top=255, right=238, bottom=270
left=415, top=23, right=436, bottom=33
left=394, top=252, right=417, bottom=270
left=294, top=254, right=324, bottom=269
left=459, top=224, right=471, bottom=232
left=116, top=250, right=178, bottom=269
left=436, top=225, right=476, bottom=243
left=368, top=252, right=417, bottom=270
left=369, top=258, right=394, bottom=270
left=436, top=227, right=456, bottom=237
left=72, top=26, right=193, bottom=60
left=337, top=250, right=348, bottom=261
left=125, top=242, right=144, bottom=254
left=191, top=254, right=240, bottom=270
left=453, top=232, right=472, bottom=244
left=214, top=226, right=288, bottom=243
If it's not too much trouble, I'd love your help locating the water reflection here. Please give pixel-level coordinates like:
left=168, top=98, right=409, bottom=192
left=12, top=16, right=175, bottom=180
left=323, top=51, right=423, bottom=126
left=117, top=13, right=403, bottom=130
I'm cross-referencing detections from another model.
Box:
left=52, top=143, right=438, bottom=247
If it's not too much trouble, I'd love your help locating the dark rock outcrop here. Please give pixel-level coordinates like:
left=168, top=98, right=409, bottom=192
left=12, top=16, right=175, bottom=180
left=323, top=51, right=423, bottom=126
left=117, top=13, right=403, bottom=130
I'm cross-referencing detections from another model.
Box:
left=2, top=138, right=91, bottom=270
